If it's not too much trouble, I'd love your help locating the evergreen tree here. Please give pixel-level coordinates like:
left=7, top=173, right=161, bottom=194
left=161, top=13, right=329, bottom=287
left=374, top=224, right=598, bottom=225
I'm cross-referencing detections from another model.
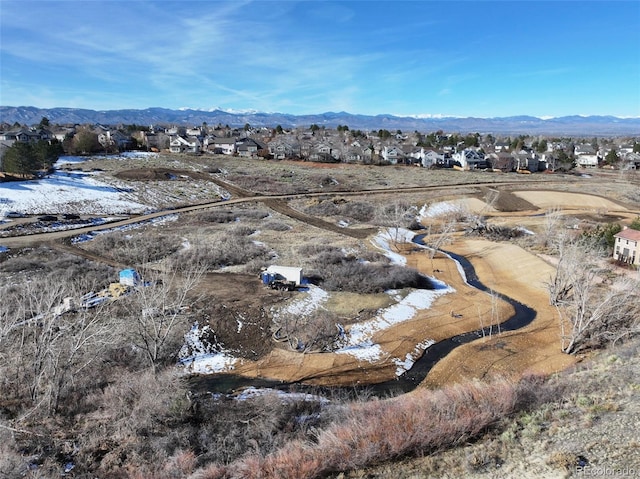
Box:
left=34, top=139, right=64, bottom=170
left=2, top=142, right=38, bottom=175
left=536, top=138, right=548, bottom=153
left=2, top=139, right=64, bottom=175
left=604, top=148, right=620, bottom=165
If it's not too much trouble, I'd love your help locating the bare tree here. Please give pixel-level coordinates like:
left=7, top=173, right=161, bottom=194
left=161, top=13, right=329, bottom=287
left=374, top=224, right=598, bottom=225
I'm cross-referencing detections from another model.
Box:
left=273, top=309, right=340, bottom=353
left=376, top=200, right=419, bottom=251
left=547, top=236, right=640, bottom=354
left=424, top=218, right=457, bottom=270
left=540, top=206, right=562, bottom=249
left=1, top=279, right=114, bottom=415
left=122, top=264, right=206, bottom=372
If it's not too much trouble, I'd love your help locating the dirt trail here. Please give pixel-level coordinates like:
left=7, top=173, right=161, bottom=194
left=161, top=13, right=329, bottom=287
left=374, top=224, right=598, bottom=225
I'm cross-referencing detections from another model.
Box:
left=262, top=198, right=377, bottom=239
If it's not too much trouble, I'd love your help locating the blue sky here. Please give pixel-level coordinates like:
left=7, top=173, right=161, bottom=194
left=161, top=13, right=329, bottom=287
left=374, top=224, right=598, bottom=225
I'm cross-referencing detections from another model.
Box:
left=1, top=0, right=639, bottom=118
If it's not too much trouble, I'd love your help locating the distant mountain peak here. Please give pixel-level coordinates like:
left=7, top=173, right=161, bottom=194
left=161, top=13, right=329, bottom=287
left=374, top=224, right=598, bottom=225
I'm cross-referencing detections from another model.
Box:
left=1, top=106, right=638, bottom=136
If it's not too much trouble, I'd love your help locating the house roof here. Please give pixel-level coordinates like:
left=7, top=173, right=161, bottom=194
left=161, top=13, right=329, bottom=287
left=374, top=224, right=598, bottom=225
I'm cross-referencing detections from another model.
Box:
left=615, top=228, right=640, bottom=241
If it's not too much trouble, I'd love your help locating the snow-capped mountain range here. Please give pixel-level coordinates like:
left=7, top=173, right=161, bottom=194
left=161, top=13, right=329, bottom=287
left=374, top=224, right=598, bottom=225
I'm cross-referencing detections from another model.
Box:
left=1, top=106, right=639, bottom=135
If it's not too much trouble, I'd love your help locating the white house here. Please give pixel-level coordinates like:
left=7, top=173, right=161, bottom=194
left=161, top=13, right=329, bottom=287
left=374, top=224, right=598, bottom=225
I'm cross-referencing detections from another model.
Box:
left=613, top=227, right=640, bottom=266
left=381, top=145, right=404, bottom=164
left=453, top=149, right=485, bottom=169
left=575, top=144, right=600, bottom=168
left=576, top=154, right=599, bottom=168
left=421, top=149, right=445, bottom=168
left=169, top=135, right=201, bottom=154
left=210, top=137, right=236, bottom=155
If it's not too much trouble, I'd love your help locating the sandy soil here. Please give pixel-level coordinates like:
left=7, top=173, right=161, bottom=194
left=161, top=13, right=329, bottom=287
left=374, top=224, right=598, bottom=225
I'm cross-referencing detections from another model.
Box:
left=513, top=190, right=629, bottom=211
left=421, top=239, right=576, bottom=388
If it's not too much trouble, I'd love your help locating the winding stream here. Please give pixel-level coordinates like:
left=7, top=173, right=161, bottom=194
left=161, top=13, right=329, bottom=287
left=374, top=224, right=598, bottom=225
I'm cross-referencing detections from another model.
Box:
left=187, top=234, right=536, bottom=397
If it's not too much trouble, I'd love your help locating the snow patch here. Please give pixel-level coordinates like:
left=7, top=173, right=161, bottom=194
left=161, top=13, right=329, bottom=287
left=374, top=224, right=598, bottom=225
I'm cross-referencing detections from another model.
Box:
left=371, top=227, right=416, bottom=265
left=0, top=169, right=149, bottom=216
left=419, top=201, right=464, bottom=219
left=336, top=286, right=454, bottom=362
left=179, top=322, right=240, bottom=374
left=273, top=285, right=329, bottom=319
left=232, top=386, right=330, bottom=404
left=393, top=339, right=436, bottom=376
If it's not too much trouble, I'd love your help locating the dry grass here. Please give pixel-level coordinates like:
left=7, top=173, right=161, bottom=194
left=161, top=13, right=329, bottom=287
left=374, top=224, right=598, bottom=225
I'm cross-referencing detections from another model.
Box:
left=190, top=376, right=547, bottom=479
left=83, top=230, right=183, bottom=264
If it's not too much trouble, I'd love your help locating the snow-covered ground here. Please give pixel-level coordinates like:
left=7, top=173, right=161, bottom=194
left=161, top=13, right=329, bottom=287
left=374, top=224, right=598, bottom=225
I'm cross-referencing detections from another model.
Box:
left=55, top=151, right=159, bottom=165
left=0, top=167, right=149, bottom=217
left=179, top=322, right=241, bottom=374
left=335, top=285, right=453, bottom=369
left=420, top=201, right=464, bottom=219
left=371, top=227, right=416, bottom=266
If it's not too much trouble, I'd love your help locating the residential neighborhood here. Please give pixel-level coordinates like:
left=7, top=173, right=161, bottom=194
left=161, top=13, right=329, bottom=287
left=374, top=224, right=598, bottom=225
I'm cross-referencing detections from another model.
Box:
left=2, top=119, right=640, bottom=176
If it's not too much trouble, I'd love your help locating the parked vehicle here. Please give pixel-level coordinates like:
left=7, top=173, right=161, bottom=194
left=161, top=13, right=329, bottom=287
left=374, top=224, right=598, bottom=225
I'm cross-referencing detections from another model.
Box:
left=5, top=211, right=25, bottom=218
left=260, top=265, right=303, bottom=291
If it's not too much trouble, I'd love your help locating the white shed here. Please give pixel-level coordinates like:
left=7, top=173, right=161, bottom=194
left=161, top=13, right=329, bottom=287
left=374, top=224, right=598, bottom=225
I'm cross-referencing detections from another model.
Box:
left=264, top=266, right=303, bottom=285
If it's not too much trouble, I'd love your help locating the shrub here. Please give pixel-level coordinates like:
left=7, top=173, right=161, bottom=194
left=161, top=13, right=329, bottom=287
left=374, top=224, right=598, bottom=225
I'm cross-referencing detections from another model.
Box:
left=86, top=231, right=183, bottom=264
left=229, top=225, right=256, bottom=237
left=304, top=200, right=340, bottom=217
left=197, top=210, right=237, bottom=223
left=262, top=220, right=291, bottom=231
left=274, top=309, right=341, bottom=353
left=193, top=376, right=547, bottom=479
left=320, top=261, right=430, bottom=293
left=339, top=201, right=375, bottom=222
left=297, top=244, right=343, bottom=257
left=0, top=256, right=44, bottom=273
left=170, top=235, right=270, bottom=271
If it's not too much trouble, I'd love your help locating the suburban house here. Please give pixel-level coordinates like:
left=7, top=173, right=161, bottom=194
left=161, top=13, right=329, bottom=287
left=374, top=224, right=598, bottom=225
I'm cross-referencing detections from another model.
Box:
left=0, top=127, right=52, bottom=143
left=421, top=149, right=445, bottom=168
left=309, top=142, right=338, bottom=162
left=613, top=227, right=640, bottom=266
left=381, top=145, right=404, bottom=164
left=208, top=137, right=236, bottom=155
left=0, top=127, right=57, bottom=167
left=453, top=148, right=486, bottom=169
left=268, top=138, right=299, bottom=159
left=235, top=137, right=263, bottom=157
left=98, top=130, right=132, bottom=150
left=404, top=146, right=425, bottom=165
left=575, top=144, right=600, bottom=168
left=494, top=141, right=510, bottom=152
left=513, top=152, right=540, bottom=172
left=169, top=135, right=201, bottom=154
left=343, top=145, right=365, bottom=163
left=622, top=152, right=640, bottom=170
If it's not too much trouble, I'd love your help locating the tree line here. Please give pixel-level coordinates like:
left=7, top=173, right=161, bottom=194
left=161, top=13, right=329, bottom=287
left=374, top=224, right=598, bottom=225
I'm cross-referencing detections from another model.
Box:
left=1, top=139, right=64, bottom=177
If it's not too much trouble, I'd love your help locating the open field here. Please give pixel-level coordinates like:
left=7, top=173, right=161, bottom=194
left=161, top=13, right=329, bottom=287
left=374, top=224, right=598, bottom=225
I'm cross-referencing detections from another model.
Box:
left=2, top=154, right=639, bottom=388
left=1, top=153, right=639, bottom=476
